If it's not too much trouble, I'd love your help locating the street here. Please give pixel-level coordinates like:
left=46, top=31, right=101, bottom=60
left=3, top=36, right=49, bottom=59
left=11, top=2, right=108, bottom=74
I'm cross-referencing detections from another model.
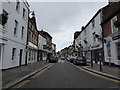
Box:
left=11, top=59, right=119, bottom=88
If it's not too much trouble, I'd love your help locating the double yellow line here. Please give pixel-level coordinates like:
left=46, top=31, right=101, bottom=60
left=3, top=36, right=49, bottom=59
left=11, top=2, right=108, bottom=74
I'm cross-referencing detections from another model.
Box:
left=69, top=62, right=120, bottom=83
left=12, top=63, right=54, bottom=88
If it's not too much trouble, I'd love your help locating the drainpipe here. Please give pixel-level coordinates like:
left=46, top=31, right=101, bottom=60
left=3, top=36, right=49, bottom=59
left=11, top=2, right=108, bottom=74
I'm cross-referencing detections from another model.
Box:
left=25, top=9, right=30, bottom=65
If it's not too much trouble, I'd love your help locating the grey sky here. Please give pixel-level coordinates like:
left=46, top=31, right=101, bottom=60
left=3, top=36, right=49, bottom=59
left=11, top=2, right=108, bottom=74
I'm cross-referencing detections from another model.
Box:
left=29, top=2, right=108, bottom=51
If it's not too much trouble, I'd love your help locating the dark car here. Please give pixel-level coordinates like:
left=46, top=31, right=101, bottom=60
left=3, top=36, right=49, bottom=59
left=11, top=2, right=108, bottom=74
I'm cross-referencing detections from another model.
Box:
left=69, top=56, right=76, bottom=63
left=49, top=56, right=58, bottom=63
left=73, top=56, right=87, bottom=65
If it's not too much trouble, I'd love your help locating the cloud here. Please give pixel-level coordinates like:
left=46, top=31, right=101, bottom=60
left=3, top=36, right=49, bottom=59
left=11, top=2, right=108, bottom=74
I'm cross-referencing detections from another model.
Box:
left=29, top=2, right=108, bottom=51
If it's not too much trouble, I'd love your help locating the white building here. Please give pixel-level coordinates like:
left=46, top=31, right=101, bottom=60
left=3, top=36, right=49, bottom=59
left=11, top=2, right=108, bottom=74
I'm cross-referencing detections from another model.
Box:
left=38, top=31, right=47, bottom=61
left=75, top=9, right=103, bottom=63
left=52, top=43, right=56, bottom=57
left=0, top=0, right=29, bottom=69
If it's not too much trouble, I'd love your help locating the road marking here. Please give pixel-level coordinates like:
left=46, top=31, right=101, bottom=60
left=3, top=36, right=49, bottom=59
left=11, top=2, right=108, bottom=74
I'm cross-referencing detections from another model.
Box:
left=13, top=63, right=54, bottom=88
left=79, top=67, right=119, bottom=83
left=68, top=61, right=120, bottom=83
left=13, top=80, right=30, bottom=88
left=31, top=63, right=54, bottom=79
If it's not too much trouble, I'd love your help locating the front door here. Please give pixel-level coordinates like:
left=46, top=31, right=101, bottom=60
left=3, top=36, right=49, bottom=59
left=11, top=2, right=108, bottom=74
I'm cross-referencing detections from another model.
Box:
left=19, top=49, right=23, bottom=66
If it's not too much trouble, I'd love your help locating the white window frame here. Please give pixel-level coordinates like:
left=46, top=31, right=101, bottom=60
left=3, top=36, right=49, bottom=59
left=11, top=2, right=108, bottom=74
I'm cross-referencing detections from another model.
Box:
left=111, top=16, right=118, bottom=33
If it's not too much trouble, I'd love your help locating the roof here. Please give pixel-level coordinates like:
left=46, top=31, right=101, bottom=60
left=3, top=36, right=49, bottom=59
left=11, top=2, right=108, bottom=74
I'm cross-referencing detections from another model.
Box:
left=38, top=30, right=52, bottom=39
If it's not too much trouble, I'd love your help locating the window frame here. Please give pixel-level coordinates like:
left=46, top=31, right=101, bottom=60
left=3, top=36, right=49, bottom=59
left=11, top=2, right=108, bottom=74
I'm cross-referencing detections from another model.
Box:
left=12, top=48, right=16, bottom=60
left=111, top=16, right=118, bottom=33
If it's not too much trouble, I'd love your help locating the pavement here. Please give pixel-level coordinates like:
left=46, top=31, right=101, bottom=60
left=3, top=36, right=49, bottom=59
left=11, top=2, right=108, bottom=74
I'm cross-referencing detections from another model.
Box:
left=2, top=60, right=51, bottom=89
left=82, top=62, right=120, bottom=81
left=2, top=60, right=120, bottom=89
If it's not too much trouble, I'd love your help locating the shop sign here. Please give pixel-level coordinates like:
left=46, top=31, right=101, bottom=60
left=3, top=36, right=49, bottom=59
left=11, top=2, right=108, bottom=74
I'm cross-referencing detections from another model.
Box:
left=112, top=35, right=120, bottom=41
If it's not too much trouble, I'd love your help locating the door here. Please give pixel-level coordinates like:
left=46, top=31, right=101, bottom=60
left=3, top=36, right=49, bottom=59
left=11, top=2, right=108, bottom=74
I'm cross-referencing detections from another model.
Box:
left=19, top=49, right=23, bottom=66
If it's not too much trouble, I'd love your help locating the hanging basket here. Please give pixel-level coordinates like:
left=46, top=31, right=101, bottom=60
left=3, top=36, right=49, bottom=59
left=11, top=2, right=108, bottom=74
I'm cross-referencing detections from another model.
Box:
left=2, top=13, right=8, bottom=25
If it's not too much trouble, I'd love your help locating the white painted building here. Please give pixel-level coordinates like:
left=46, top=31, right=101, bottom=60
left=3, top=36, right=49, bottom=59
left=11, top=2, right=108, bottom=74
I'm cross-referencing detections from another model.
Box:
left=103, top=16, right=120, bottom=66
left=52, top=43, right=56, bottom=57
left=0, top=0, right=29, bottom=69
left=75, top=9, right=103, bottom=63
left=38, top=31, right=47, bottom=61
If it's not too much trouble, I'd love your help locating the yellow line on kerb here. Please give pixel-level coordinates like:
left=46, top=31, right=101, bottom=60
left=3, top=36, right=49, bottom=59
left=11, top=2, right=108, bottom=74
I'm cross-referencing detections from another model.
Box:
left=14, top=80, right=30, bottom=88
left=78, top=66, right=119, bottom=83
left=14, top=63, right=54, bottom=88
left=68, top=61, right=119, bottom=83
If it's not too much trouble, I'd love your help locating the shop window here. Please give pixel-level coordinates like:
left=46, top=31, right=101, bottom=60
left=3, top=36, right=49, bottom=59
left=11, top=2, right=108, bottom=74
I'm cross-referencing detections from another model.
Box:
left=117, top=42, right=120, bottom=60
left=107, top=41, right=111, bottom=57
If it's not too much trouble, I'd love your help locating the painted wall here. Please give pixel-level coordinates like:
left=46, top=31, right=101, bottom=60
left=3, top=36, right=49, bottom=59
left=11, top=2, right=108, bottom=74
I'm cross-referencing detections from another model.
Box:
left=1, top=1, right=29, bottom=69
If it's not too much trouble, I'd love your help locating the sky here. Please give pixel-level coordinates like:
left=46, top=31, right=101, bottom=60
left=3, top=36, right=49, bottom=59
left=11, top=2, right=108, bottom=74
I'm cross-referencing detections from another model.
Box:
left=28, top=1, right=108, bottom=52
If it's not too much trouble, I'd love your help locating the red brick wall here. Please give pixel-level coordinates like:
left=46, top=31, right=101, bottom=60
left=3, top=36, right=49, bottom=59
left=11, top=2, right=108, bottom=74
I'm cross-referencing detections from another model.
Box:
left=102, top=2, right=120, bottom=37
left=103, top=21, right=112, bottom=37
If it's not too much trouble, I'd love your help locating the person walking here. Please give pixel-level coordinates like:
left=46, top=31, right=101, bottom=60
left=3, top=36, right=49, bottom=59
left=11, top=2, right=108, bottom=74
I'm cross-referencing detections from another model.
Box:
left=45, top=53, right=50, bottom=64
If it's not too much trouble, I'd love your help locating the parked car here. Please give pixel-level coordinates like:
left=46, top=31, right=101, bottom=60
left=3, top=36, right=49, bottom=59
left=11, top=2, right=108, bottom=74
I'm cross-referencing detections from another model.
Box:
left=73, top=56, right=87, bottom=65
left=69, top=56, right=76, bottom=63
left=49, top=56, right=58, bottom=63
left=61, top=56, right=65, bottom=60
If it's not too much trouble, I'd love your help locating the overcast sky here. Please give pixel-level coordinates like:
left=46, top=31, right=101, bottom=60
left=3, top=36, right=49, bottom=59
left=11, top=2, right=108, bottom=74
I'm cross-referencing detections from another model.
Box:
left=28, top=1, right=108, bottom=51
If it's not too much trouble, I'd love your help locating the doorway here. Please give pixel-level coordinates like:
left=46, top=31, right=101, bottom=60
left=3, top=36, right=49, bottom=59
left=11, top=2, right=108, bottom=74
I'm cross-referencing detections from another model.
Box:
left=19, top=49, right=23, bottom=66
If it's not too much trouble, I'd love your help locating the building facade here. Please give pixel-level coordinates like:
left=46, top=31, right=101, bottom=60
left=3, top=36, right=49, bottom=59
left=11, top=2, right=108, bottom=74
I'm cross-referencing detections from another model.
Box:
left=52, top=43, right=56, bottom=57
left=27, top=12, right=38, bottom=64
left=1, top=0, right=29, bottom=69
left=75, top=9, right=103, bottom=63
left=39, top=30, right=53, bottom=58
left=101, top=2, right=120, bottom=66
left=38, top=31, right=47, bottom=61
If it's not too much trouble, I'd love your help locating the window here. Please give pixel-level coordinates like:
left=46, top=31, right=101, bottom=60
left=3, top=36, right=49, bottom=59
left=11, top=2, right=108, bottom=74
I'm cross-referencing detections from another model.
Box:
left=22, top=8, right=25, bottom=19
left=111, top=16, right=118, bottom=33
left=12, top=48, right=16, bottom=60
left=16, top=0, right=20, bottom=12
left=107, top=41, right=111, bottom=57
left=21, top=26, right=24, bottom=38
left=92, top=19, right=95, bottom=29
left=116, top=42, right=120, bottom=60
left=0, top=45, right=2, bottom=60
left=14, top=20, right=18, bottom=35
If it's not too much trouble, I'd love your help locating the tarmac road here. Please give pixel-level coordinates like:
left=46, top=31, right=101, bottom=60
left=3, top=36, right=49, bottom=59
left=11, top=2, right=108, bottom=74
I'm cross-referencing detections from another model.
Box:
left=12, top=59, right=119, bottom=88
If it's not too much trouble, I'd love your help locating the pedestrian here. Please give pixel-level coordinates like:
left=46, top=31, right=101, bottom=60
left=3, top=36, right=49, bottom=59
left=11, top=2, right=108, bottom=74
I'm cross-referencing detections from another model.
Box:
left=45, top=53, right=50, bottom=64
